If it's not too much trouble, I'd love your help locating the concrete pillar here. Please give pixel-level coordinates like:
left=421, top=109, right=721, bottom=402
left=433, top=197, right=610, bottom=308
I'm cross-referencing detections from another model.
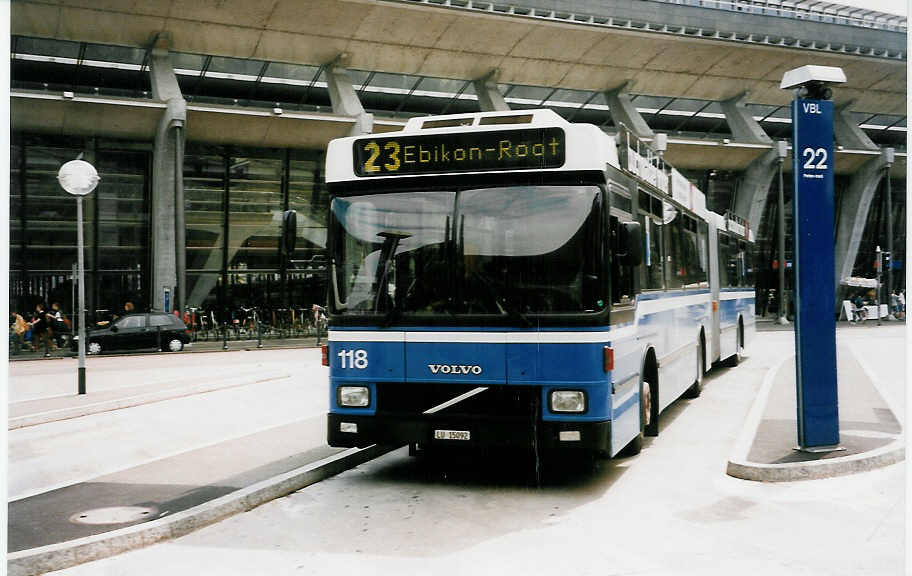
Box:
left=604, top=83, right=653, bottom=140
left=833, top=102, right=878, bottom=151
left=732, top=145, right=780, bottom=227
left=149, top=34, right=186, bottom=313
left=720, top=93, right=772, bottom=145
left=833, top=149, right=890, bottom=303
left=472, top=71, right=509, bottom=112
left=325, top=61, right=373, bottom=135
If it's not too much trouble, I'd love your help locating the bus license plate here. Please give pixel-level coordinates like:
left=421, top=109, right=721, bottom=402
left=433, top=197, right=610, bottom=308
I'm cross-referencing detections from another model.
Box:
left=434, top=429, right=470, bottom=441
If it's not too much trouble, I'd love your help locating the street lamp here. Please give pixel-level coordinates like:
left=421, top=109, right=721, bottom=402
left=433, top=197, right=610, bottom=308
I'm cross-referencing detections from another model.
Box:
left=58, top=159, right=99, bottom=395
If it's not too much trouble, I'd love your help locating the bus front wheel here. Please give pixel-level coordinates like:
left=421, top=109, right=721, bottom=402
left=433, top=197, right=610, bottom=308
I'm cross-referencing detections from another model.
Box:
left=618, top=378, right=650, bottom=457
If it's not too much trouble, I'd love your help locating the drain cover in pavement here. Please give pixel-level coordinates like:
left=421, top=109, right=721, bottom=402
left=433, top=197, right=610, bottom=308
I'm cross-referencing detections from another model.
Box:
left=70, top=506, right=158, bottom=525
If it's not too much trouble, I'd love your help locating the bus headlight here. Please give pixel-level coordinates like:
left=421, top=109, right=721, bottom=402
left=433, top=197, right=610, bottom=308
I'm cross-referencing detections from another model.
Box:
left=550, top=390, right=586, bottom=413
left=338, top=386, right=370, bottom=407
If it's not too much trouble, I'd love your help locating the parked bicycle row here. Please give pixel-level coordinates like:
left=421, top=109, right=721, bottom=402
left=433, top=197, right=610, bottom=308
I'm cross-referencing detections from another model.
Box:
left=183, top=305, right=327, bottom=342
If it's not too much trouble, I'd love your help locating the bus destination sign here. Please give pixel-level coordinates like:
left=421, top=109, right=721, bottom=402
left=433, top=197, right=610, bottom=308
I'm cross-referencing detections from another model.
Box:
left=353, top=127, right=565, bottom=177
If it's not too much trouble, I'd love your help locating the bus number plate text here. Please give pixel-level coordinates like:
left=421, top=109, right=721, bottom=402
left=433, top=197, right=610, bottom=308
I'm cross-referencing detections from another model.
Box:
left=434, top=429, right=471, bottom=441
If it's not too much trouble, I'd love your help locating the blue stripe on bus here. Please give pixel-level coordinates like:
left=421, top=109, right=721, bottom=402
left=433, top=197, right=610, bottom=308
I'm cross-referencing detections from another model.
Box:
left=614, top=391, right=639, bottom=417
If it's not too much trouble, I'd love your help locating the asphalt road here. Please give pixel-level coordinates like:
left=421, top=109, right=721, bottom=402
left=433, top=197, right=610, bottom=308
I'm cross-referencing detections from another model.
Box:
left=47, top=325, right=905, bottom=576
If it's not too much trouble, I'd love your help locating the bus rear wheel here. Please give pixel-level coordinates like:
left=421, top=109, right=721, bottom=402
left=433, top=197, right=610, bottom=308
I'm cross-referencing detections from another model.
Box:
left=724, top=323, right=743, bottom=367
left=683, top=338, right=704, bottom=399
left=643, top=376, right=659, bottom=437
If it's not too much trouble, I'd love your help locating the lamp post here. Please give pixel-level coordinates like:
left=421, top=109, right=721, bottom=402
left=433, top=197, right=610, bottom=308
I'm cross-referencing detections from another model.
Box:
left=58, top=159, right=99, bottom=395
left=775, top=139, right=789, bottom=325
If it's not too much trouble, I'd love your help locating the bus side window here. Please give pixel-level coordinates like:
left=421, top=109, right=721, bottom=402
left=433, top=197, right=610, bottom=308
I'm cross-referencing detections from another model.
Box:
left=637, top=193, right=663, bottom=291
left=610, top=216, right=635, bottom=305
left=663, top=204, right=684, bottom=290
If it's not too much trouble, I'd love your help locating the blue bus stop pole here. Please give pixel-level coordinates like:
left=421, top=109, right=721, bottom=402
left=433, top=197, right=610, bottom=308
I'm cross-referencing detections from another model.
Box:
left=791, top=95, right=840, bottom=451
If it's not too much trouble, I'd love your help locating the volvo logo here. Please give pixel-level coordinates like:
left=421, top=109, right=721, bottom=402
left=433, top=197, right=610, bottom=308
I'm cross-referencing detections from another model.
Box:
left=428, top=364, right=483, bottom=375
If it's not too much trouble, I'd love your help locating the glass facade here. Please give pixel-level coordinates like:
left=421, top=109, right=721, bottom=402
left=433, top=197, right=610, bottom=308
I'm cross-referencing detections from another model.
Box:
left=10, top=135, right=151, bottom=323
left=182, top=145, right=327, bottom=327
left=10, top=136, right=329, bottom=329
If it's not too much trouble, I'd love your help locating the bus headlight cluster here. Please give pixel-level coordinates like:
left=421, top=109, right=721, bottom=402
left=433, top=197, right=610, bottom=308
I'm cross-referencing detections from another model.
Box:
left=338, top=386, right=370, bottom=407
left=550, top=390, right=586, bottom=413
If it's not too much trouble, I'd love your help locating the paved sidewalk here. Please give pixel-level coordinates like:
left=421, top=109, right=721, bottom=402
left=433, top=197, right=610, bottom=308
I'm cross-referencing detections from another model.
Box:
left=7, top=348, right=392, bottom=576
left=727, top=343, right=904, bottom=481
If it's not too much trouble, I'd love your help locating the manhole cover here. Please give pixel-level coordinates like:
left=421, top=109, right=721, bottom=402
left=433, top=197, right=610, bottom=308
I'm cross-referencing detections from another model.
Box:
left=70, top=506, right=158, bottom=525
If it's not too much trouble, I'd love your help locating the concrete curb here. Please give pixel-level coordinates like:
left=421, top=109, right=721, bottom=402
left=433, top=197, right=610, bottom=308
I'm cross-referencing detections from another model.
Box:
left=7, top=443, right=397, bottom=576
left=9, top=372, right=291, bottom=430
left=726, top=348, right=905, bottom=482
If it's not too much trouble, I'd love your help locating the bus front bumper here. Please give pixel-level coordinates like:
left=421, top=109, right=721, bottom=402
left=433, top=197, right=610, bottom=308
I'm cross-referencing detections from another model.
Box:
left=327, top=413, right=610, bottom=454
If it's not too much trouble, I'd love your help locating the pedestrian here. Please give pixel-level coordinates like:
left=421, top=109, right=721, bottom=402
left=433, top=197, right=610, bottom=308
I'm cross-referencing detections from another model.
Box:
left=897, top=289, right=905, bottom=320
left=10, top=311, right=27, bottom=355
left=30, top=303, right=53, bottom=356
left=852, top=292, right=867, bottom=323
left=50, top=302, right=67, bottom=348
left=111, top=300, right=135, bottom=321
left=756, top=286, right=768, bottom=318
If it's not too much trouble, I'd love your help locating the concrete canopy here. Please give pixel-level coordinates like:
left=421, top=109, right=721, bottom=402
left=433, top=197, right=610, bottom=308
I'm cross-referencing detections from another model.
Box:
left=12, top=0, right=906, bottom=116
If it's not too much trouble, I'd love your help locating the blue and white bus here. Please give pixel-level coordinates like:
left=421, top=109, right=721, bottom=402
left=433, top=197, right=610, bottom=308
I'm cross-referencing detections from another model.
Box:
left=323, top=109, right=754, bottom=459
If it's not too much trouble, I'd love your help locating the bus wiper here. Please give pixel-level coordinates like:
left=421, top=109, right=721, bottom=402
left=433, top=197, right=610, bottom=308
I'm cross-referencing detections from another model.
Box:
left=373, top=231, right=410, bottom=316
left=473, top=272, right=532, bottom=327
left=498, top=295, right=532, bottom=327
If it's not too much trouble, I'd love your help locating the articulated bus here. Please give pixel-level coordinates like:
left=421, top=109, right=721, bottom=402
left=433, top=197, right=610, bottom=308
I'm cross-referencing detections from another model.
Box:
left=323, top=109, right=754, bottom=460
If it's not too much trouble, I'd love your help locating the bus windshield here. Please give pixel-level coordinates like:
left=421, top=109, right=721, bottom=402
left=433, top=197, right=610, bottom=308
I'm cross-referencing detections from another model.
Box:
left=330, top=185, right=604, bottom=320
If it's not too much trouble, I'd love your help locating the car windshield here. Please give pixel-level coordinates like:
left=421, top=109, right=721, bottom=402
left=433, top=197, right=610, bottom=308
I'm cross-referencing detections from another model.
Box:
left=330, top=185, right=604, bottom=320
left=117, top=315, right=145, bottom=329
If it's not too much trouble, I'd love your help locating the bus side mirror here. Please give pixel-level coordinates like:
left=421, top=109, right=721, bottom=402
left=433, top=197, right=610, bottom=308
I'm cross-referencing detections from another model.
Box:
left=618, top=221, right=642, bottom=267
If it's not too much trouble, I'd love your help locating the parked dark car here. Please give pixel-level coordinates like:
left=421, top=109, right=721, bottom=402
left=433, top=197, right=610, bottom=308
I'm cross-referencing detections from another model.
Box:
left=76, top=313, right=192, bottom=355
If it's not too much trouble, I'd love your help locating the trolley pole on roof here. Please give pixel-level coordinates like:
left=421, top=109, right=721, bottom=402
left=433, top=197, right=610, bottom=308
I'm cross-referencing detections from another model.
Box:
left=58, top=159, right=100, bottom=395
left=781, top=65, right=844, bottom=453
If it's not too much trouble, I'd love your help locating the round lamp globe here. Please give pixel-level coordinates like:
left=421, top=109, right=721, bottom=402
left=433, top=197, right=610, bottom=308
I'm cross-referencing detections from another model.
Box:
left=58, top=159, right=100, bottom=196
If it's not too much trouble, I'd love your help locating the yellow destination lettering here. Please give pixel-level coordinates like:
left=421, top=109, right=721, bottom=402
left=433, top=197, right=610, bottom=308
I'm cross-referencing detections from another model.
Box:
left=498, top=140, right=512, bottom=159
left=363, top=141, right=381, bottom=173
left=454, top=148, right=465, bottom=161
left=404, top=145, right=416, bottom=163
left=383, top=141, right=401, bottom=171
left=515, top=143, right=528, bottom=157
left=419, top=146, right=430, bottom=163
left=533, top=143, right=544, bottom=157
left=469, top=147, right=481, bottom=160
left=549, top=137, right=560, bottom=156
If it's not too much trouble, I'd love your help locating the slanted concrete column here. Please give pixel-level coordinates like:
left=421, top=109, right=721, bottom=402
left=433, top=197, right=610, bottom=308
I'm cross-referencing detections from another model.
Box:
left=720, top=93, right=772, bottom=145
left=604, top=83, right=653, bottom=140
left=833, top=102, right=878, bottom=151
left=149, top=34, right=186, bottom=313
left=325, top=61, right=373, bottom=135
left=833, top=150, right=890, bottom=303
left=732, top=145, right=780, bottom=226
left=472, top=71, right=509, bottom=112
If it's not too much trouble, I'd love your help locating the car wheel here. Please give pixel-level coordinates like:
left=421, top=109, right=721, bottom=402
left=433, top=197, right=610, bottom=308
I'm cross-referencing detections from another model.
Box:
left=87, top=341, right=102, bottom=355
left=167, top=338, right=184, bottom=352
